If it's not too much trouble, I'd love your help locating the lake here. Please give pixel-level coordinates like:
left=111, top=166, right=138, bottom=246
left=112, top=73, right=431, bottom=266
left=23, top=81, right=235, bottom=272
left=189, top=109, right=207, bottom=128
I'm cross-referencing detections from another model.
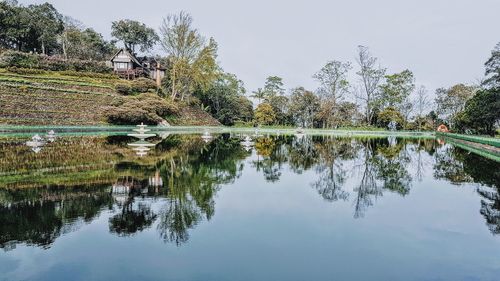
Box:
left=0, top=132, right=499, bottom=281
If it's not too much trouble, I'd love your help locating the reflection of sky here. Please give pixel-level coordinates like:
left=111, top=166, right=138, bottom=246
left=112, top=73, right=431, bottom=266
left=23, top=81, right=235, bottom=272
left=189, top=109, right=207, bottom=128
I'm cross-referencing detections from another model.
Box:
left=1, top=148, right=500, bottom=281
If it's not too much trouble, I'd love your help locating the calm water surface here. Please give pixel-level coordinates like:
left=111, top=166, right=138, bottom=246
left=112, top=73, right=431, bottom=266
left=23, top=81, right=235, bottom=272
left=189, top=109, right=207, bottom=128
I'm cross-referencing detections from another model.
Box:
left=0, top=133, right=499, bottom=281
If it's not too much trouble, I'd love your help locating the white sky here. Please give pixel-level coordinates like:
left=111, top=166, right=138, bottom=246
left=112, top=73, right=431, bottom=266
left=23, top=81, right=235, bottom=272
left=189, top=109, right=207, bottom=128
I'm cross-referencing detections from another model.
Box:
left=21, top=0, right=500, bottom=98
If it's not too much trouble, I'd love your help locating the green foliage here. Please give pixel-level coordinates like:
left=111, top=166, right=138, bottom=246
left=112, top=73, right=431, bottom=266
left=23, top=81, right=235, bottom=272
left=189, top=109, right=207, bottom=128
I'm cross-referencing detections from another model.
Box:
left=484, top=42, right=500, bottom=88
left=254, top=103, right=276, bottom=125
left=160, top=12, right=219, bottom=101
left=106, top=93, right=179, bottom=125
left=455, top=88, right=500, bottom=135
left=376, top=106, right=405, bottom=129
left=0, top=51, right=111, bottom=73
left=379, top=69, right=415, bottom=108
left=115, top=78, right=158, bottom=95
left=435, top=84, right=476, bottom=126
left=131, top=78, right=157, bottom=93
left=61, top=23, right=116, bottom=61
left=6, top=66, right=47, bottom=75
left=111, top=19, right=159, bottom=53
left=0, top=1, right=63, bottom=54
left=194, top=73, right=253, bottom=125
left=289, top=87, right=320, bottom=128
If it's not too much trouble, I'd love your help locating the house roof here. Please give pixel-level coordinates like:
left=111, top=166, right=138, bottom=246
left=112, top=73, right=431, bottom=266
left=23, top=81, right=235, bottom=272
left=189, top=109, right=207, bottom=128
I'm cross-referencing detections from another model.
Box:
left=110, top=49, right=142, bottom=66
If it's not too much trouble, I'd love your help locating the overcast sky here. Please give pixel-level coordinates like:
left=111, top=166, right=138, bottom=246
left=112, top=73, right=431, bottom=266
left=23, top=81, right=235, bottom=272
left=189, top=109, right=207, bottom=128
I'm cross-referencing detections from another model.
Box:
left=21, top=0, right=500, bottom=97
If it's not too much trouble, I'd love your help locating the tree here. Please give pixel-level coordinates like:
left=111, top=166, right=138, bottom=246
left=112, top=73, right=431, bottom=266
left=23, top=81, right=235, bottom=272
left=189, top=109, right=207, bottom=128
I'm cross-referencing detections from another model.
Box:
left=379, top=70, right=415, bottom=108
left=435, top=84, right=476, bottom=126
left=195, top=73, right=253, bottom=125
left=355, top=45, right=386, bottom=125
left=254, top=103, right=276, bottom=125
left=455, top=88, right=500, bottom=135
left=60, top=18, right=116, bottom=60
left=313, top=60, right=352, bottom=128
left=484, top=42, right=500, bottom=88
left=29, top=3, right=64, bottom=54
left=160, top=12, right=219, bottom=101
left=251, top=88, right=266, bottom=104
left=111, top=19, right=158, bottom=53
left=263, top=76, right=285, bottom=98
left=414, top=86, right=431, bottom=131
left=289, top=87, right=320, bottom=128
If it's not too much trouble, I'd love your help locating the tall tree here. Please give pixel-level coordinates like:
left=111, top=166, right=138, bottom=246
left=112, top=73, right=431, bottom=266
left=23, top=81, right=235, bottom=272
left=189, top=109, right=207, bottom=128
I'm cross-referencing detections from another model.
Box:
left=29, top=3, right=64, bottom=54
left=263, top=76, right=285, bottom=98
left=313, top=60, right=352, bottom=128
left=484, top=42, right=500, bottom=88
left=160, top=12, right=219, bottom=101
left=455, top=88, right=500, bottom=136
left=111, top=19, right=158, bottom=53
left=414, top=86, right=431, bottom=131
left=355, top=45, right=386, bottom=125
left=251, top=88, right=266, bottom=104
left=379, top=70, right=415, bottom=108
left=435, top=84, right=476, bottom=126
left=289, top=87, right=320, bottom=128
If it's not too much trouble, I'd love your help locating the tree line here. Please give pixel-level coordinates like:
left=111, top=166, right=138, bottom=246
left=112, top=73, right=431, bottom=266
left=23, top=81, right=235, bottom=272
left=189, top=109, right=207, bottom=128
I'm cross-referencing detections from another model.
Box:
left=0, top=1, right=498, bottom=133
left=252, top=45, right=499, bottom=134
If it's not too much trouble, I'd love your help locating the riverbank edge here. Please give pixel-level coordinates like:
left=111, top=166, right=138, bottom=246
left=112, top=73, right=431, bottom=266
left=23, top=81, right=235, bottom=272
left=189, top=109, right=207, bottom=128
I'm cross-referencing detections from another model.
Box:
left=436, top=132, right=500, bottom=162
left=0, top=125, right=436, bottom=137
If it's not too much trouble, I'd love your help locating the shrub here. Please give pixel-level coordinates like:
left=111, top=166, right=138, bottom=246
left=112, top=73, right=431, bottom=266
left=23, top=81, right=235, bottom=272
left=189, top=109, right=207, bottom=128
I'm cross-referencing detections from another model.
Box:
left=59, top=71, right=118, bottom=79
left=6, top=67, right=47, bottom=75
left=0, top=51, right=112, bottom=73
left=115, top=82, right=133, bottom=95
left=131, top=78, right=157, bottom=93
left=106, top=93, right=179, bottom=125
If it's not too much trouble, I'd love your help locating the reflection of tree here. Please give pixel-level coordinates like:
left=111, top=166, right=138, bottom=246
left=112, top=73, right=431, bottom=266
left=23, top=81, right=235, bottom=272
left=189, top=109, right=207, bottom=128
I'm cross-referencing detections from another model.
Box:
left=109, top=184, right=158, bottom=236
left=373, top=140, right=412, bottom=195
left=0, top=187, right=113, bottom=250
left=353, top=139, right=383, bottom=218
left=156, top=135, right=248, bottom=245
left=252, top=136, right=290, bottom=182
left=312, top=137, right=358, bottom=202
left=433, top=144, right=500, bottom=235
left=433, top=145, right=473, bottom=184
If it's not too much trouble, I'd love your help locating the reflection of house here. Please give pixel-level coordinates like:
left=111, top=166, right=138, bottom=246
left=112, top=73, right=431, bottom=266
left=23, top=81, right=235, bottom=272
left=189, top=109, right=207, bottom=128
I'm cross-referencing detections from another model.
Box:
left=110, top=48, right=166, bottom=80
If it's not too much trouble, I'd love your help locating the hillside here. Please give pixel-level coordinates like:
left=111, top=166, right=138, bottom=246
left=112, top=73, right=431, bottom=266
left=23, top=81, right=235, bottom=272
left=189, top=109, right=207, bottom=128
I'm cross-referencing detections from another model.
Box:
left=0, top=68, right=220, bottom=126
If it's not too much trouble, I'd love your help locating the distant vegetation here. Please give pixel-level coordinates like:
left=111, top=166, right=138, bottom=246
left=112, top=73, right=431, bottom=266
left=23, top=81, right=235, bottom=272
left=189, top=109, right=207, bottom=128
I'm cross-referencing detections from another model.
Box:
left=0, top=1, right=498, bottom=134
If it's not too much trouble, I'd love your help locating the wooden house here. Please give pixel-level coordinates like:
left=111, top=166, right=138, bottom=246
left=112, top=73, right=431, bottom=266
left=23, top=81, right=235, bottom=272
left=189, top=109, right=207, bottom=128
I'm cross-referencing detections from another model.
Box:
left=110, top=49, right=166, bottom=82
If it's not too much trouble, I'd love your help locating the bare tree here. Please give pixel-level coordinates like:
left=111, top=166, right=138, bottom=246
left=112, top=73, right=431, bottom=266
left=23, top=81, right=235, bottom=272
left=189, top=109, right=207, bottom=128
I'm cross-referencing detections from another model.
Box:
left=414, top=85, right=430, bottom=131
left=355, top=46, right=386, bottom=125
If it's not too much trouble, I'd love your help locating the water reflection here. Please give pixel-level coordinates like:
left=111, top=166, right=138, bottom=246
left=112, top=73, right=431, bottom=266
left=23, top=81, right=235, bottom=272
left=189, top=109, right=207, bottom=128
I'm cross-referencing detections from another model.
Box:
left=0, top=133, right=499, bottom=251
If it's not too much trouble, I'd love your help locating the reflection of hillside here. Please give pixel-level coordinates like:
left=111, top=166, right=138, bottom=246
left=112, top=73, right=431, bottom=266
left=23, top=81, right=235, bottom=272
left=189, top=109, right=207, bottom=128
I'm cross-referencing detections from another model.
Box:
left=0, top=134, right=250, bottom=249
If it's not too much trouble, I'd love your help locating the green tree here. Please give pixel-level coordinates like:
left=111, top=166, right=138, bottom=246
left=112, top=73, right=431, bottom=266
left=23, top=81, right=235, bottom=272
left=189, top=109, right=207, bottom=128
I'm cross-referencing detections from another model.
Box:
left=251, top=88, right=266, bottom=104
left=379, top=70, right=415, bottom=108
left=195, top=73, right=253, bottom=125
left=254, top=103, right=276, bottom=125
left=29, top=3, right=64, bottom=54
left=160, top=12, right=219, bottom=101
left=263, top=76, right=285, bottom=98
left=289, top=87, right=320, bottom=128
left=484, top=42, right=500, bottom=88
left=61, top=18, right=116, bottom=60
left=455, top=88, right=500, bottom=135
left=313, top=60, right=352, bottom=128
left=111, top=19, right=158, bottom=53
left=435, top=84, right=476, bottom=126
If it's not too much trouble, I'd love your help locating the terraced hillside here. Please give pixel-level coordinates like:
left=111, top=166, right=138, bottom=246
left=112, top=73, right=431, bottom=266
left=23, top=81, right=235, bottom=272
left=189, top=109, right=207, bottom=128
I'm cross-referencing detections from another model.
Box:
left=0, top=69, right=220, bottom=126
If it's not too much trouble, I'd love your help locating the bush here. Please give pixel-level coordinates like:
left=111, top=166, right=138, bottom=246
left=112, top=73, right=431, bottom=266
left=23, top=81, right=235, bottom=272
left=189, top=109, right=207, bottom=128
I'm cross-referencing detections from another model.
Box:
left=106, top=93, right=179, bottom=125
left=0, top=51, right=112, bottom=73
left=131, top=78, right=157, bottom=93
left=115, top=82, right=133, bottom=95
left=6, top=67, right=47, bottom=75
left=59, top=71, right=118, bottom=79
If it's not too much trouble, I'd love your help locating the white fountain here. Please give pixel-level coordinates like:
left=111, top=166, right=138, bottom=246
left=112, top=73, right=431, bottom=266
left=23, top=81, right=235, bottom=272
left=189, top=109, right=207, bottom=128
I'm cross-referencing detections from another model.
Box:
left=201, top=131, right=213, bottom=143
left=241, top=135, right=254, bottom=151
left=26, top=134, right=45, bottom=153
left=128, top=123, right=156, bottom=140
